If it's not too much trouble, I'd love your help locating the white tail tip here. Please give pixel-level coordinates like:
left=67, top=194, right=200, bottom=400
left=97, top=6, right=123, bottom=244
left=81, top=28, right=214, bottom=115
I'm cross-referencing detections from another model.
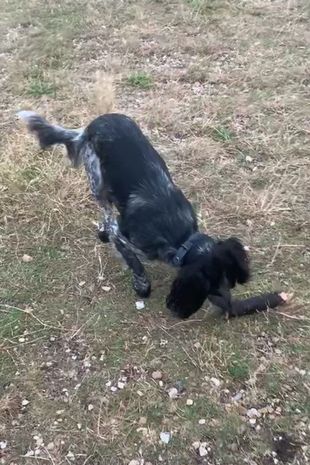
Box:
left=17, top=110, right=38, bottom=121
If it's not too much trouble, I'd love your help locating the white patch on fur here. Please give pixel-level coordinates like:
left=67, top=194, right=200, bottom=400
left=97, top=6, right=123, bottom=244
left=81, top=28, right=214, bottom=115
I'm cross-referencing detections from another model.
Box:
left=129, top=194, right=148, bottom=210
left=17, top=110, right=38, bottom=121
left=82, top=143, right=103, bottom=201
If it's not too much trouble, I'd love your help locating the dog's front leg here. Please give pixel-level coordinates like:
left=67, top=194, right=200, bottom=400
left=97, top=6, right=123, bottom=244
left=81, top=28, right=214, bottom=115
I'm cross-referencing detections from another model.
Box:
left=113, top=235, right=151, bottom=298
left=208, top=286, right=233, bottom=319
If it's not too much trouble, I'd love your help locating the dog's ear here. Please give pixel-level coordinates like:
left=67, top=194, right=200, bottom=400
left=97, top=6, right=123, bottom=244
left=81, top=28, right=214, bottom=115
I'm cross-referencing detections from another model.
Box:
left=166, top=265, right=210, bottom=319
left=212, top=237, right=250, bottom=288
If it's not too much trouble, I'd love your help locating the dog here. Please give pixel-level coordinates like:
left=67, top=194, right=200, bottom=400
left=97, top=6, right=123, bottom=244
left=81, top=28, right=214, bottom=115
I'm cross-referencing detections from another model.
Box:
left=18, top=111, right=287, bottom=319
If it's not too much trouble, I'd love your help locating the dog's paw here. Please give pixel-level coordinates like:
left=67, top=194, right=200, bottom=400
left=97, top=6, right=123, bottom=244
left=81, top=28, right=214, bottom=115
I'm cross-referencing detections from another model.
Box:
left=133, top=275, right=151, bottom=298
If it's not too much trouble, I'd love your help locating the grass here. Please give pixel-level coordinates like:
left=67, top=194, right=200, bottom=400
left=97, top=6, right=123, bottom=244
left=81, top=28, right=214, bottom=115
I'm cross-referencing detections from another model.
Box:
left=26, top=78, right=57, bottom=97
left=227, top=354, right=250, bottom=381
left=0, top=0, right=309, bottom=464
left=211, top=126, right=234, bottom=142
left=127, top=72, right=154, bottom=89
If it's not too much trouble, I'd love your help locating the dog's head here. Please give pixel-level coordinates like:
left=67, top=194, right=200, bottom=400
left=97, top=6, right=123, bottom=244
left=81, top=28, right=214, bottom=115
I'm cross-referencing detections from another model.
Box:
left=166, top=237, right=250, bottom=318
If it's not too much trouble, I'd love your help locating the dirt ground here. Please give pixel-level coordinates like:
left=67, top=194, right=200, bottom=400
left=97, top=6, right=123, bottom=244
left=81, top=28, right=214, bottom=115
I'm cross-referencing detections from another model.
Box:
left=0, top=1, right=309, bottom=464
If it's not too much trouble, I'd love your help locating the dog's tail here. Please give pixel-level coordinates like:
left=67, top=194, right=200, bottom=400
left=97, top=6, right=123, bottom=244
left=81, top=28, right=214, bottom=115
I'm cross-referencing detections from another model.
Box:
left=17, top=111, right=83, bottom=167
left=212, top=237, right=250, bottom=288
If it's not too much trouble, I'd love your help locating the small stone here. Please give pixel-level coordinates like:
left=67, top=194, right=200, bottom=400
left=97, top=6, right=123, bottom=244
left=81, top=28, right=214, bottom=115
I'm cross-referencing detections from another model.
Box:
left=56, top=409, right=64, bottom=415
left=245, top=155, right=253, bottom=162
left=22, top=399, right=29, bottom=406
left=249, top=418, right=257, bottom=426
left=35, top=437, right=44, bottom=447
left=67, top=451, right=75, bottom=460
left=88, top=404, right=94, bottom=411
left=159, top=380, right=164, bottom=387
left=135, top=300, right=145, bottom=310
left=22, top=254, right=33, bottom=263
left=102, top=286, right=111, bottom=292
left=247, top=408, right=260, bottom=418
left=47, top=442, right=54, bottom=451
left=117, top=381, right=125, bottom=390
left=77, top=423, right=82, bottom=430
left=83, top=360, right=91, bottom=368
left=160, top=431, right=171, bottom=444
left=106, top=380, right=112, bottom=387
left=199, top=445, right=208, bottom=457
left=232, top=391, right=243, bottom=402
left=186, top=399, right=194, bottom=406
left=110, top=386, right=118, bottom=392
left=0, top=441, right=7, bottom=450
left=18, top=337, right=25, bottom=343
left=198, top=418, right=206, bottom=425
left=152, top=371, right=163, bottom=380
left=168, top=387, right=178, bottom=399
left=192, top=441, right=200, bottom=450
left=25, top=450, right=35, bottom=457
left=50, top=336, right=56, bottom=342
left=128, top=461, right=140, bottom=465
left=210, top=377, right=221, bottom=388
left=79, top=281, right=86, bottom=287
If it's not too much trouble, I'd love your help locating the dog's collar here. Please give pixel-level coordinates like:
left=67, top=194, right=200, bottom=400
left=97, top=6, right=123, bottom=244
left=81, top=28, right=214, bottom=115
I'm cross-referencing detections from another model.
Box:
left=172, top=232, right=213, bottom=267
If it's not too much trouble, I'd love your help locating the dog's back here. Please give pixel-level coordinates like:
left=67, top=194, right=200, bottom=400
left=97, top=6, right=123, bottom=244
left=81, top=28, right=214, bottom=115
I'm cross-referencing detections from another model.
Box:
left=84, top=114, right=197, bottom=255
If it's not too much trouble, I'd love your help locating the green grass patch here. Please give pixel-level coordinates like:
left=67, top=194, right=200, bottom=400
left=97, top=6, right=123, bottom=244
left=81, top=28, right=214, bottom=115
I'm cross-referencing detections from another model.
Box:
left=127, top=72, right=153, bottom=89
left=181, top=396, right=220, bottom=421
left=187, top=0, right=226, bottom=14
left=26, top=69, right=57, bottom=97
left=227, top=354, right=250, bottom=381
left=0, top=306, right=25, bottom=339
left=211, top=126, right=234, bottom=142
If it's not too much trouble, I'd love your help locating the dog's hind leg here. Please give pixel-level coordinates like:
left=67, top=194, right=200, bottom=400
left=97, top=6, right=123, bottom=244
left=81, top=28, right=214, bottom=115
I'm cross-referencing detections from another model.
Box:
left=98, top=204, right=115, bottom=243
left=113, top=234, right=151, bottom=298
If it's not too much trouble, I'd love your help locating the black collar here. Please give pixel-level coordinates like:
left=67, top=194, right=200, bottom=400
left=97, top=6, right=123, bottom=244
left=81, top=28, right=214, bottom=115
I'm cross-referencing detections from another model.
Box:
left=172, top=232, right=204, bottom=267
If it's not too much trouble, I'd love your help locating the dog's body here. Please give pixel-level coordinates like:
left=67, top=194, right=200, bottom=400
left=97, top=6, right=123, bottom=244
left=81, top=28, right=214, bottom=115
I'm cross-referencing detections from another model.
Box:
left=18, top=111, right=286, bottom=318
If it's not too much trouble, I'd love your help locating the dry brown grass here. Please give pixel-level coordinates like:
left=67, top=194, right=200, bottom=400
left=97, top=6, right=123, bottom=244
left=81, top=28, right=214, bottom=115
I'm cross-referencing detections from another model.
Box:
left=0, top=0, right=309, bottom=464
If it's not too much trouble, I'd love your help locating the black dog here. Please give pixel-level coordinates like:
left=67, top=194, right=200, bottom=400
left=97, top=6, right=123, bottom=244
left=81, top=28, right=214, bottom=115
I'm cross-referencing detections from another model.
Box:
left=18, top=111, right=287, bottom=318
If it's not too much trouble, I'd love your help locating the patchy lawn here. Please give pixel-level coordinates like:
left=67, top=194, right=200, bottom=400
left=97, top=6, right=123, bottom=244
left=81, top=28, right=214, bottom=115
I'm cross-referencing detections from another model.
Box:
left=0, top=0, right=309, bottom=464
